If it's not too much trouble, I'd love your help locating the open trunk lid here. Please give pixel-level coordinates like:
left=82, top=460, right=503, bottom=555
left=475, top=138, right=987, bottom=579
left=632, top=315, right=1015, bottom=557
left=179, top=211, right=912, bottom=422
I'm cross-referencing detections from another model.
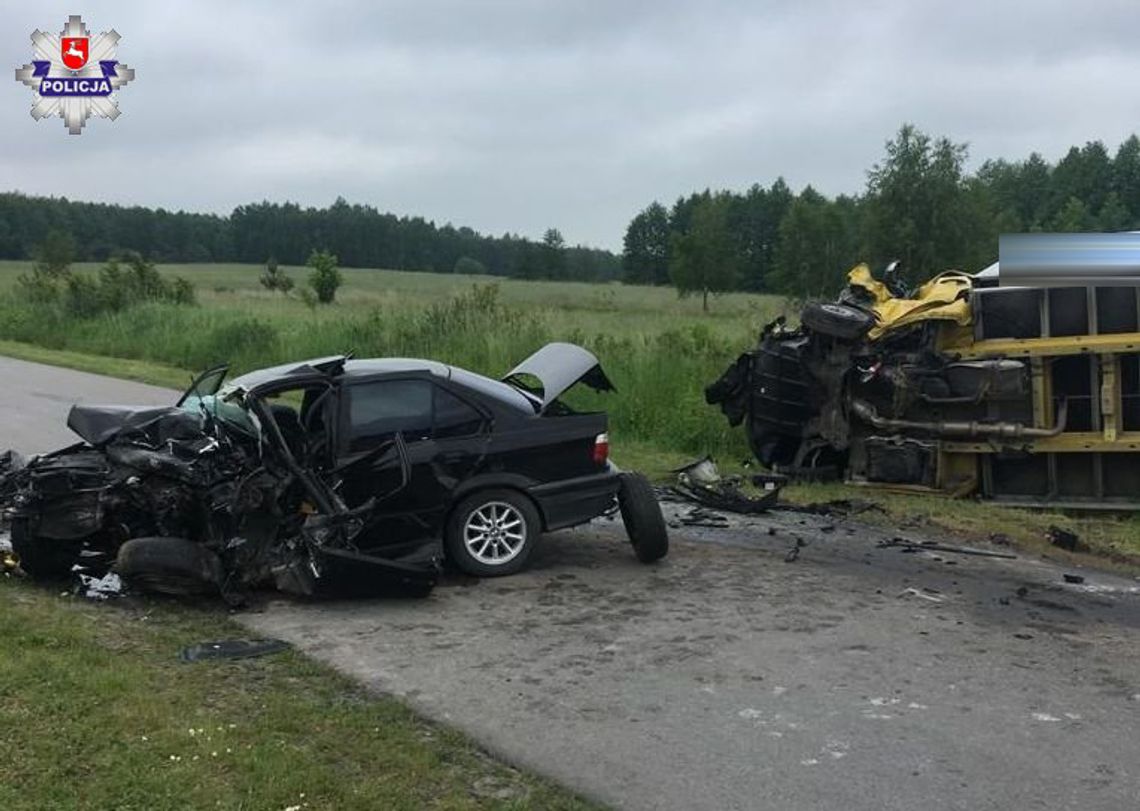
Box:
left=502, top=342, right=614, bottom=413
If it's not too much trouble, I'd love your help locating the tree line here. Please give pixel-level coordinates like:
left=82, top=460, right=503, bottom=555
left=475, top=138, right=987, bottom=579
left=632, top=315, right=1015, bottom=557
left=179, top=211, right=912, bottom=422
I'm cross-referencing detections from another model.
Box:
left=623, top=125, right=1140, bottom=305
left=0, top=194, right=620, bottom=281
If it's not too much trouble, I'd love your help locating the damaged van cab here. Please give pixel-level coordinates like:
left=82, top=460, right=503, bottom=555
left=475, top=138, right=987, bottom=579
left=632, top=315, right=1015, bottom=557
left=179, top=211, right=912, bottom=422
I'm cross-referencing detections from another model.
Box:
left=1, top=344, right=668, bottom=600
left=708, top=259, right=1140, bottom=508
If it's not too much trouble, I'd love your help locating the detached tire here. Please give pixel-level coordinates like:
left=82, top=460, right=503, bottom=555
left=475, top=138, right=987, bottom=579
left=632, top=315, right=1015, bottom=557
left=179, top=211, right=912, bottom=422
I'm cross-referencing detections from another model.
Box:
left=618, top=473, right=669, bottom=564
left=801, top=302, right=875, bottom=340
left=446, top=489, right=540, bottom=577
left=115, top=537, right=223, bottom=596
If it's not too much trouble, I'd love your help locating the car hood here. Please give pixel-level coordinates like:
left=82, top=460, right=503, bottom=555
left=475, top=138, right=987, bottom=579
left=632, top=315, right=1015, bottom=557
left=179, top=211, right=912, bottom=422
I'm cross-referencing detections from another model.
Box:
left=502, top=342, right=614, bottom=411
left=67, top=404, right=205, bottom=447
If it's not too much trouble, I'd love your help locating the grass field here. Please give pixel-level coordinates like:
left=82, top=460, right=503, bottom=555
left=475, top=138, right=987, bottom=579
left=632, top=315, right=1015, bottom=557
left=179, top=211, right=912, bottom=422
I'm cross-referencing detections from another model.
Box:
left=0, top=578, right=594, bottom=811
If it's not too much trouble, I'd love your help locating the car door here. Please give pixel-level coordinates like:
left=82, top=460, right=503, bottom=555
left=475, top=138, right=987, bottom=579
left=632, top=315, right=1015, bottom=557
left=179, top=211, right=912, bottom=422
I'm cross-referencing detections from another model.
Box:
left=336, top=376, right=488, bottom=549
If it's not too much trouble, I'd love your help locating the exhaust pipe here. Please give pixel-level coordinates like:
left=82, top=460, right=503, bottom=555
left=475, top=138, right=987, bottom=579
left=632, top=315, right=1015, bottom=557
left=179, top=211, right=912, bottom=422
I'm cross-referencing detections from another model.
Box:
left=851, top=398, right=1068, bottom=439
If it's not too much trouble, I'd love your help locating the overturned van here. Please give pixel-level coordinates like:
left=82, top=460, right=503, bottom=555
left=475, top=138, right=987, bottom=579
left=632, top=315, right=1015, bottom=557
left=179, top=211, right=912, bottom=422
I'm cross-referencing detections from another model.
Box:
left=709, top=253, right=1140, bottom=508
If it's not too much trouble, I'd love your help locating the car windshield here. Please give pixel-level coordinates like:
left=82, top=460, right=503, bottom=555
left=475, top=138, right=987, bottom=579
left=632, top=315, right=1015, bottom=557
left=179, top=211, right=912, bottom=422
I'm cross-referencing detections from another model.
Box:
left=179, top=392, right=258, bottom=437
left=176, top=364, right=229, bottom=407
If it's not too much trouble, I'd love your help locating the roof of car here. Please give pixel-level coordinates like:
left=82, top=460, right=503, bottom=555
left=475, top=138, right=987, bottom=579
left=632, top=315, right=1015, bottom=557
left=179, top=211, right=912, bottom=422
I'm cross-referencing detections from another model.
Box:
left=341, top=358, right=451, bottom=378
left=227, top=355, right=450, bottom=391
left=224, top=355, right=542, bottom=413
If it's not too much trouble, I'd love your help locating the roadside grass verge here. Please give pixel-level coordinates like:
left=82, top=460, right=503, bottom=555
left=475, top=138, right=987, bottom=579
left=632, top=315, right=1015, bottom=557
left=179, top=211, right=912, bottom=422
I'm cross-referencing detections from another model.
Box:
left=0, top=578, right=596, bottom=811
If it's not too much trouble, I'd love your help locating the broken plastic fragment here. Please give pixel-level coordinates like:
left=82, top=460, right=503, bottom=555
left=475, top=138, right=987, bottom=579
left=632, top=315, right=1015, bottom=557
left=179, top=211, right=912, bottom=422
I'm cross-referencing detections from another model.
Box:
left=179, top=638, right=290, bottom=663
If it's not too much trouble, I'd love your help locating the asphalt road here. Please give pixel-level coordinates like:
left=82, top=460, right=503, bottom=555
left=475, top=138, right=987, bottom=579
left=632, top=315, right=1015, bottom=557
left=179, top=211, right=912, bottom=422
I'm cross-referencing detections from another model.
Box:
left=4, top=356, right=1140, bottom=810
left=0, top=356, right=177, bottom=454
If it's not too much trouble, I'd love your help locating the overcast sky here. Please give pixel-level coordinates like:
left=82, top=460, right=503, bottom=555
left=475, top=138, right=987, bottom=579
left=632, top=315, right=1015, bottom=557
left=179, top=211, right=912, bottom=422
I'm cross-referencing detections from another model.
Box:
left=4, top=1, right=1140, bottom=249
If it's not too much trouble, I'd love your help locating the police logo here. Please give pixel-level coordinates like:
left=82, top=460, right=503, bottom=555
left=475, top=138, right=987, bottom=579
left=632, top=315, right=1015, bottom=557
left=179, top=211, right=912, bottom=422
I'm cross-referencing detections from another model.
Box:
left=14, top=15, right=136, bottom=135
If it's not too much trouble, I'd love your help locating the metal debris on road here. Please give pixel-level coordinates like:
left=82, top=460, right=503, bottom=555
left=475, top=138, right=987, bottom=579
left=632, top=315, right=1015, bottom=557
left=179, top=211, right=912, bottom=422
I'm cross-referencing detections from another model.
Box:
left=782, top=498, right=886, bottom=517
left=898, top=587, right=944, bottom=603
left=1047, top=525, right=1084, bottom=553
left=75, top=570, right=123, bottom=600
left=179, top=638, right=290, bottom=663
left=669, top=456, right=781, bottom=514
left=878, top=537, right=1017, bottom=559
left=676, top=507, right=731, bottom=528
left=784, top=538, right=806, bottom=562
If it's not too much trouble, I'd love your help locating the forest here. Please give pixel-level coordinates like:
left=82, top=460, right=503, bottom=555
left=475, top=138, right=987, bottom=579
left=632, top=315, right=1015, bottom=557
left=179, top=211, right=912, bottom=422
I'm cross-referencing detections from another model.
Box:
left=623, top=125, right=1140, bottom=302
left=0, top=193, right=620, bottom=282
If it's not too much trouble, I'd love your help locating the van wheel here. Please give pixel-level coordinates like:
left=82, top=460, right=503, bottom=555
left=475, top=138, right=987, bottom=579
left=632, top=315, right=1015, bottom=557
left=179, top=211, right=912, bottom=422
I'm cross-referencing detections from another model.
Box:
left=115, top=537, right=223, bottom=595
left=446, top=490, right=539, bottom=577
left=801, top=302, right=875, bottom=340
left=619, top=473, right=669, bottom=563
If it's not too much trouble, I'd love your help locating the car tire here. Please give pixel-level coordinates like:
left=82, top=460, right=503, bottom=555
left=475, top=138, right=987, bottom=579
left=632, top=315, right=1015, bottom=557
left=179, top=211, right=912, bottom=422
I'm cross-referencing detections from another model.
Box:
left=445, top=489, right=540, bottom=577
left=618, top=472, right=669, bottom=564
left=801, top=302, right=875, bottom=340
left=115, top=537, right=223, bottom=595
left=9, top=516, right=80, bottom=579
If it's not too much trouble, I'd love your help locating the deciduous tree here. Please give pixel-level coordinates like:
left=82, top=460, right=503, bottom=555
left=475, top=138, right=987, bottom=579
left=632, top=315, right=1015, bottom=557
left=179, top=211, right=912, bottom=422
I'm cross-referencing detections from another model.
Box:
left=669, top=194, right=741, bottom=312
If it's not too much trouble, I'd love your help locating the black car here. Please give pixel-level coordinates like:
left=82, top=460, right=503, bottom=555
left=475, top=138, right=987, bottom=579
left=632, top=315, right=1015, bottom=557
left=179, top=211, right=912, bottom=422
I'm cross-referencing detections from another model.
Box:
left=1, top=343, right=667, bottom=600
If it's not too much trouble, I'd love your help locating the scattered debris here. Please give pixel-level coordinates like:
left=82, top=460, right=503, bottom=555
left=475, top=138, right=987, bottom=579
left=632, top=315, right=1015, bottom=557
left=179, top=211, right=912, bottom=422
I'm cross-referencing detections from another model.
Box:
left=784, top=538, right=805, bottom=562
left=781, top=499, right=885, bottom=517
left=898, top=587, right=943, bottom=603
left=1062, top=573, right=1086, bottom=585
left=677, top=507, right=731, bottom=529
left=877, top=537, right=1017, bottom=560
left=989, top=532, right=1013, bottom=546
left=2, top=553, right=19, bottom=576
left=0, top=530, right=16, bottom=575
left=750, top=472, right=789, bottom=491
left=179, top=638, right=290, bottom=663
left=670, top=457, right=781, bottom=514
left=75, top=570, right=123, bottom=600
left=1047, top=525, right=1084, bottom=553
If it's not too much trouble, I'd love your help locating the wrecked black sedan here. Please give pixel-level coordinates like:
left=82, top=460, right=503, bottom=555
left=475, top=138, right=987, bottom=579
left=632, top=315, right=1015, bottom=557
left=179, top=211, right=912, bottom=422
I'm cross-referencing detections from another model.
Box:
left=0, top=343, right=667, bottom=601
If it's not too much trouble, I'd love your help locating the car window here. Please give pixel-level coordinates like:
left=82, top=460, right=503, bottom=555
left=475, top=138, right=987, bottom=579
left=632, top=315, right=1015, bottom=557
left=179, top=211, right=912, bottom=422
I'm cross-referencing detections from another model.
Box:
left=346, top=379, right=433, bottom=452
left=434, top=387, right=485, bottom=438
left=448, top=368, right=538, bottom=413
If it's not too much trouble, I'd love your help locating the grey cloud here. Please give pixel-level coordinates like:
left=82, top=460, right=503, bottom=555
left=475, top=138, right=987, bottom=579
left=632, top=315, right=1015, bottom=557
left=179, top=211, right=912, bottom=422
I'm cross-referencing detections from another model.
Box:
left=3, top=1, right=1140, bottom=249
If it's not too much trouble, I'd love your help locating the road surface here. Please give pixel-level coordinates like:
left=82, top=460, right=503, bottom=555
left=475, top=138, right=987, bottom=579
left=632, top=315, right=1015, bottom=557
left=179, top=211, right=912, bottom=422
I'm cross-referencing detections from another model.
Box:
left=3, top=355, right=1139, bottom=810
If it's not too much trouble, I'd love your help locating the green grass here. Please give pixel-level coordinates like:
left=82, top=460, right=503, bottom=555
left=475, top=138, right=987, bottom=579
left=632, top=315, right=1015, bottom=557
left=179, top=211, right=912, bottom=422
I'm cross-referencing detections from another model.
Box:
left=0, top=578, right=596, bottom=811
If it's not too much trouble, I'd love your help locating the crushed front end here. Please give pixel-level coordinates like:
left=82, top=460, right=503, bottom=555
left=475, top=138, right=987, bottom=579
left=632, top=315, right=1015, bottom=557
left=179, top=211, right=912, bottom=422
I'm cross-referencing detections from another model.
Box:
left=0, top=370, right=439, bottom=601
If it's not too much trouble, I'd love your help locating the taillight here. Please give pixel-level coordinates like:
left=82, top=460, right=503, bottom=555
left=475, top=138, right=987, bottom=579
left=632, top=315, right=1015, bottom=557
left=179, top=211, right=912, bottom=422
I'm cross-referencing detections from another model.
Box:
left=592, top=432, right=609, bottom=465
